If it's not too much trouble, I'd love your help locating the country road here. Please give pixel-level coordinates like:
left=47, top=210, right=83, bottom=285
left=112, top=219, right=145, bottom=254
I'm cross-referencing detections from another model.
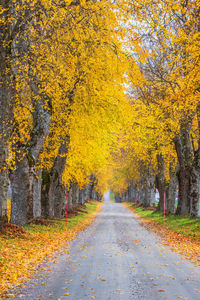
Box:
left=10, top=202, right=200, bottom=300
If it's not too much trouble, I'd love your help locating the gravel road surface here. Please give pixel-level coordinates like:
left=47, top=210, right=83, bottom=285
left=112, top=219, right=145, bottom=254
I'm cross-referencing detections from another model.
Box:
left=9, top=202, right=200, bottom=300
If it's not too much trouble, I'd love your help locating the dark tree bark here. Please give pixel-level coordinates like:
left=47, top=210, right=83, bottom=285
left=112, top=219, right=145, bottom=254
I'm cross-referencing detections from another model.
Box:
left=41, top=143, right=67, bottom=218
left=127, top=181, right=135, bottom=202
left=52, top=164, right=65, bottom=218
left=0, top=143, right=9, bottom=223
left=156, top=154, right=166, bottom=212
left=78, top=189, right=85, bottom=205
left=176, top=165, right=190, bottom=215
left=10, top=157, right=32, bottom=225
left=137, top=179, right=145, bottom=205
left=166, top=163, right=178, bottom=214
left=175, top=125, right=192, bottom=215
left=71, top=183, right=79, bottom=208
left=33, top=170, right=42, bottom=218
left=144, top=172, right=155, bottom=207
left=41, top=169, right=51, bottom=218
left=0, top=0, right=13, bottom=223
left=88, top=176, right=95, bottom=200
left=67, top=186, right=73, bottom=211
left=189, top=165, right=200, bottom=218
left=189, top=104, right=200, bottom=218
left=7, top=1, right=51, bottom=225
left=10, top=103, right=50, bottom=225
left=156, top=155, right=178, bottom=214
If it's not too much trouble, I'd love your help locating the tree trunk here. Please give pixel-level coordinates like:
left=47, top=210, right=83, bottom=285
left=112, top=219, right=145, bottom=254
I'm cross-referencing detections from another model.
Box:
left=175, top=135, right=191, bottom=215
left=137, top=180, right=145, bottom=205
left=52, top=148, right=66, bottom=218
left=75, top=185, right=80, bottom=206
left=0, top=0, right=13, bottom=223
left=175, top=124, right=200, bottom=217
left=10, top=157, right=33, bottom=225
left=176, top=167, right=190, bottom=214
left=157, top=183, right=165, bottom=212
left=71, top=183, right=79, bottom=208
left=8, top=1, right=51, bottom=224
left=78, top=189, right=85, bottom=205
left=33, top=170, right=42, bottom=218
left=52, top=170, right=65, bottom=218
left=166, top=164, right=178, bottom=214
left=189, top=141, right=200, bottom=218
left=41, top=144, right=67, bottom=218
left=156, top=154, right=166, bottom=212
left=0, top=142, right=9, bottom=223
left=168, top=168, right=177, bottom=213
left=67, top=186, right=73, bottom=211
left=144, top=174, right=155, bottom=207
left=189, top=167, right=199, bottom=218
left=41, top=170, right=51, bottom=218
left=127, top=182, right=135, bottom=202
left=85, top=184, right=91, bottom=201
left=42, top=168, right=65, bottom=219
left=10, top=103, right=50, bottom=224
left=189, top=104, right=200, bottom=218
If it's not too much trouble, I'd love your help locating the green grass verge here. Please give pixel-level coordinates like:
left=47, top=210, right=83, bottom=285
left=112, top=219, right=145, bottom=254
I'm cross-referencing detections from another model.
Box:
left=66, top=201, right=100, bottom=229
left=127, top=203, right=200, bottom=241
left=23, top=201, right=100, bottom=233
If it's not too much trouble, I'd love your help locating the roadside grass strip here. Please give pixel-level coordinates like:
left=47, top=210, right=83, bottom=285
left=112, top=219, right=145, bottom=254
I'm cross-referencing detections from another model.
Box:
left=0, top=201, right=102, bottom=297
left=124, top=203, right=200, bottom=266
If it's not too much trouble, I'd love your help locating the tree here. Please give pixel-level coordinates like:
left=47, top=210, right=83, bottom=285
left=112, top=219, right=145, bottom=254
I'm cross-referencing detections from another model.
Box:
left=1, top=0, right=133, bottom=224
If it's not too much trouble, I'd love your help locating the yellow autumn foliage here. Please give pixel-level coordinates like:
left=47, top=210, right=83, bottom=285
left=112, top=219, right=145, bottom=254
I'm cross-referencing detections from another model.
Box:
left=4, top=0, right=200, bottom=194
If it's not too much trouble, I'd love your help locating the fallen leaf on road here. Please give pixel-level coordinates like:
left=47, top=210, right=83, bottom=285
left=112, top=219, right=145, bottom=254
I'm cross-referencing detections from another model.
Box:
left=133, top=240, right=140, bottom=243
left=125, top=204, right=200, bottom=266
left=0, top=202, right=102, bottom=298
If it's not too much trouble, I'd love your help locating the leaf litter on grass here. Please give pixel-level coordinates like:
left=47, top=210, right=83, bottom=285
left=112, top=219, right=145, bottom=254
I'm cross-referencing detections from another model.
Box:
left=0, top=201, right=102, bottom=298
left=124, top=203, right=200, bottom=266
